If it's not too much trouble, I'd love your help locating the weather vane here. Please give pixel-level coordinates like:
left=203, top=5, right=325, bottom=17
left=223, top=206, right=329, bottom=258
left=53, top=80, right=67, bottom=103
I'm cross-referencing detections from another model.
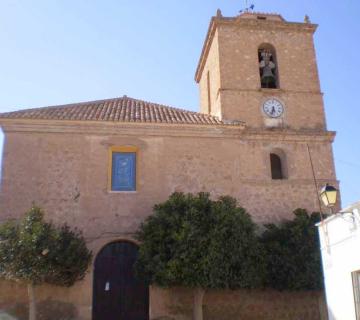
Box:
left=239, top=0, right=255, bottom=13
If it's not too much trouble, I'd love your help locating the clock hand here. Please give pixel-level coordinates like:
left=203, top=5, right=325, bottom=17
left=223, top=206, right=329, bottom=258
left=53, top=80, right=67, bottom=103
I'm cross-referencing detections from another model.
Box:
left=271, top=106, right=275, bottom=115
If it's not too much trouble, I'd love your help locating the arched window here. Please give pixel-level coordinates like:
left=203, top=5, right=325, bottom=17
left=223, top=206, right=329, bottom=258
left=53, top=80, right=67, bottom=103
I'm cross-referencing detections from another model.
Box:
left=258, top=44, right=279, bottom=89
left=270, top=153, right=283, bottom=179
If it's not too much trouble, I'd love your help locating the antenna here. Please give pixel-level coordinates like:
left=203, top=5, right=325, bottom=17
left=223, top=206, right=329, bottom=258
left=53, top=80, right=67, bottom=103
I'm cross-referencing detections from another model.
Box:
left=239, top=1, right=255, bottom=13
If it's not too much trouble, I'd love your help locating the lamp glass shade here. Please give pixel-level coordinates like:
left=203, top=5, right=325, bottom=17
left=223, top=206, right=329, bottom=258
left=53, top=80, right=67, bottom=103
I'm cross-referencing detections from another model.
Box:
left=320, top=185, right=337, bottom=207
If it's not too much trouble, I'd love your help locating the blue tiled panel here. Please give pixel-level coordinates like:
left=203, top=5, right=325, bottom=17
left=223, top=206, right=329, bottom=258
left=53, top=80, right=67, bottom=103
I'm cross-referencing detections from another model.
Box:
left=112, top=152, right=136, bottom=191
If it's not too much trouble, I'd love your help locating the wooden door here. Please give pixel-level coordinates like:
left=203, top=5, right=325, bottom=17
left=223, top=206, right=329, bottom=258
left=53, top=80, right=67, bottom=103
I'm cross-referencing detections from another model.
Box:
left=92, top=241, right=149, bottom=320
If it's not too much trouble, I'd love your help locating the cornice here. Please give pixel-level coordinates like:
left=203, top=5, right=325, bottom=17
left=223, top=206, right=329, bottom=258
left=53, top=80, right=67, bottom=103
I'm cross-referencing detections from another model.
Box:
left=234, top=178, right=339, bottom=186
left=0, top=119, right=245, bottom=138
left=195, top=16, right=317, bottom=83
left=218, top=87, right=323, bottom=96
left=218, top=17, right=317, bottom=32
left=0, top=118, right=335, bottom=142
left=244, top=129, right=336, bottom=143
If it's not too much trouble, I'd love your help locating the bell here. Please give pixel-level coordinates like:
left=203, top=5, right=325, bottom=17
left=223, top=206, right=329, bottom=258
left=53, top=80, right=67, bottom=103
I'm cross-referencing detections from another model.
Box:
left=261, top=67, right=276, bottom=88
left=262, top=66, right=275, bottom=79
left=259, top=50, right=277, bottom=88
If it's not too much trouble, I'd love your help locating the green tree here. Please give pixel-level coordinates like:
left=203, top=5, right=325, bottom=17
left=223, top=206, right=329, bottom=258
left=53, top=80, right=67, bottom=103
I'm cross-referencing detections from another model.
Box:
left=135, top=192, right=265, bottom=320
left=0, top=205, right=92, bottom=320
left=260, top=208, right=323, bottom=290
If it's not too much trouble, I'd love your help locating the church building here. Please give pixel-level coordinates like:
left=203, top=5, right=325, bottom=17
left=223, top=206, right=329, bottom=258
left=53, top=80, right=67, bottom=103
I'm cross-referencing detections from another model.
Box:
left=0, top=10, right=337, bottom=320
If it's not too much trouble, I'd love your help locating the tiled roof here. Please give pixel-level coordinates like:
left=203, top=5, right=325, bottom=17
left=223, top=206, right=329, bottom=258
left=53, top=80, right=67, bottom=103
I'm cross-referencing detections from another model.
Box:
left=0, top=96, right=228, bottom=126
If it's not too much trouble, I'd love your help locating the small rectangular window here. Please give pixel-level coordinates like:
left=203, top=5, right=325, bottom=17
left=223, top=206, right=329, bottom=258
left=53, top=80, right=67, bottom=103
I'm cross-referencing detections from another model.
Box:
left=109, top=147, right=137, bottom=191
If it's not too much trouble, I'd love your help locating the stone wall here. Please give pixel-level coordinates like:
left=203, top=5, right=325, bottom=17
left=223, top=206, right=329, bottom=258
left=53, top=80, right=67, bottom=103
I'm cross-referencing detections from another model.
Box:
left=151, top=287, right=328, bottom=320
left=0, top=280, right=328, bottom=320
left=0, top=128, right=337, bottom=227
left=197, top=16, right=327, bottom=130
left=0, top=124, right=336, bottom=319
left=198, top=29, right=221, bottom=118
left=0, top=280, right=84, bottom=320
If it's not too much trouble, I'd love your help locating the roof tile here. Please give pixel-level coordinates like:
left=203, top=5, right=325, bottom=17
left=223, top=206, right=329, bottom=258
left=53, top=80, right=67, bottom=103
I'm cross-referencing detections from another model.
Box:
left=0, top=96, right=240, bottom=126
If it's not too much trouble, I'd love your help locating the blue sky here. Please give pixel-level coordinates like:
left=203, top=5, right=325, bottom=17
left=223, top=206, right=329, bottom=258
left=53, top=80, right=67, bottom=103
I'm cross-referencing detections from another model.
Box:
left=0, top=0, right=359, bottom=207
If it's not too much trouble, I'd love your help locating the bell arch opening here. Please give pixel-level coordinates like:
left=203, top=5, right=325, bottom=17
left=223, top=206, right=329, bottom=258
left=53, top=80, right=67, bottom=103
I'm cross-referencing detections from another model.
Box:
left=258, top=43, right=279, bottom=89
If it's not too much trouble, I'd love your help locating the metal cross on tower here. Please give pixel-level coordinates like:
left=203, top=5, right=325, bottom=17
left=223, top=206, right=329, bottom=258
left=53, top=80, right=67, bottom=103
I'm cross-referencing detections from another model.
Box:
left=240, top=0, right=255, bottom=13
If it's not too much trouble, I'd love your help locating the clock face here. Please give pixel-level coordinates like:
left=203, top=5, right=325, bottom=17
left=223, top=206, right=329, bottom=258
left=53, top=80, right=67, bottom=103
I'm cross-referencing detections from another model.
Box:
left=263, top=98, right=284, bottom=118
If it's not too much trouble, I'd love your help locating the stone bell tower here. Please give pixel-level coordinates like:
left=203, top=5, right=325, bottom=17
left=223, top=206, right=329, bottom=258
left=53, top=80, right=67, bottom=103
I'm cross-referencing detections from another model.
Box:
left=195, top=11, right=327, bottom=131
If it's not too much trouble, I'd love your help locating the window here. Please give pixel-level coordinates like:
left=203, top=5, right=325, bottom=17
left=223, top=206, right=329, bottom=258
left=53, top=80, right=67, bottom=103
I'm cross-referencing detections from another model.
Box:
left=109, top=146, right=137, bottom=191
left=258, top=44, right=279, bottom=89
left=270, top=153, right=284, bottom=180
left=352, top=271, right=360, bottom=319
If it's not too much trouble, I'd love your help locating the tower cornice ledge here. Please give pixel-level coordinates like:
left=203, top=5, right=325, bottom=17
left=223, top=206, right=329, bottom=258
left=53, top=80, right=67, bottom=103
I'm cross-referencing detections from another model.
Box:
left=243, top=128, right=336, bottom=142
left=218, top=87, right=323, bottom=96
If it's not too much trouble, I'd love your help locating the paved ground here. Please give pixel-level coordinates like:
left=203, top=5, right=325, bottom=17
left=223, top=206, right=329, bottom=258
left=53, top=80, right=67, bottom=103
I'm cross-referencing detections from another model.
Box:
left=0, top=311, right=17, bottom=320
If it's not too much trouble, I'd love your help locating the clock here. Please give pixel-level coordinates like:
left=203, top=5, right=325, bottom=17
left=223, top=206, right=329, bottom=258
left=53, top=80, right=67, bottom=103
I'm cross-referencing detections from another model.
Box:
left=262, top=98, right=284, bottom=118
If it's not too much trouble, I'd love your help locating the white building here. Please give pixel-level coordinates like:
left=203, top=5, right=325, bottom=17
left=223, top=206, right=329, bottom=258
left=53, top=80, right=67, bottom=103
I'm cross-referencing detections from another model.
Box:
left=318, top=202, right=360, bottom=320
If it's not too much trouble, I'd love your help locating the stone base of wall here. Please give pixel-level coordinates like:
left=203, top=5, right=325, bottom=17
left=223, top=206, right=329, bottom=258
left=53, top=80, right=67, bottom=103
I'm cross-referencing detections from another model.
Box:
left=0, top=280, right=328, bottom=320
left=0, top=280, right=83, bottom=320
left=151, top=287, right=328, bottom=320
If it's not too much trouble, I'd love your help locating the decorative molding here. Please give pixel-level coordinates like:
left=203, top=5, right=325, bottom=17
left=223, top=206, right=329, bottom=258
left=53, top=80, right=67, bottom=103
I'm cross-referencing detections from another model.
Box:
left=232, top=178, right=339, bottom=186
left=218, top=87, right=323, bottom=96
left=0, top=119, right=335, bottom=142
left=0, top=119, right=244, bottom=137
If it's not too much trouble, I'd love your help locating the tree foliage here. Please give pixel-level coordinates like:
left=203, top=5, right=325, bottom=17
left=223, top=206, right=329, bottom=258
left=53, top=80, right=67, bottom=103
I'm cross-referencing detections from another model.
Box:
left=0, top=205, right=92, bottom=286
left=260, top=208, right=323, bottom=290
left=135, top=192, right=265, bottom=290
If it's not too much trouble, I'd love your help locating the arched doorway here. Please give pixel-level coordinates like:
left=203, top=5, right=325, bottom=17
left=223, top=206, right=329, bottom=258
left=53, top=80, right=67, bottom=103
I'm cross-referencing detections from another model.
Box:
left=92, top=241, right=149, bottom=320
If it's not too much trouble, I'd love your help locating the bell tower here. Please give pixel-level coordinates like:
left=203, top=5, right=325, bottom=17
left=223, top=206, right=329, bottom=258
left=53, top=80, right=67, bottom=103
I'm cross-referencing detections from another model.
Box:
left=195, top=11, right=327, bottom=131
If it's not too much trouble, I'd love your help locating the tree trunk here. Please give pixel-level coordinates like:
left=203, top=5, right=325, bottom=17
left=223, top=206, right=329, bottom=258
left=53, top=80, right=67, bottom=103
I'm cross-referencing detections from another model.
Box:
left=28, top=282, right=37, bottom=320
left=193, top=287, right=205, bottom=320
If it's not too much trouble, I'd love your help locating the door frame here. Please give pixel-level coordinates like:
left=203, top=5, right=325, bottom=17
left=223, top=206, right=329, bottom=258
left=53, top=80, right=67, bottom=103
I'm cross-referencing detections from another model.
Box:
left=92, top=239, right=149, bottom=320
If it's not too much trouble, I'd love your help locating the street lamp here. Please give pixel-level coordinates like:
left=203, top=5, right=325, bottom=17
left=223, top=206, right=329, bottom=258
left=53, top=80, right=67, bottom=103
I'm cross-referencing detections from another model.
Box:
left=320, top=184, right=338, bottom=208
